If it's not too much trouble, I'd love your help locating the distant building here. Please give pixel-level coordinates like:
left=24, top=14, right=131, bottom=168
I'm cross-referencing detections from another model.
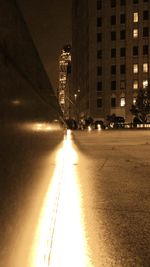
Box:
left=58, top=45, right=72, bottom=119
left=72, top=0, right=150, bottom=122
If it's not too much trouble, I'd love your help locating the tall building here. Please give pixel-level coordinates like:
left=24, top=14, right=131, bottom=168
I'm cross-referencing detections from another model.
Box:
left=72, top=0, right=150, bottom=122
left=58, top=44, right=72, bottom=119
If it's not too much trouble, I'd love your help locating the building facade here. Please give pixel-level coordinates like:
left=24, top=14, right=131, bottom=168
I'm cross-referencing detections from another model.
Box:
left=72, top=0, right=150, bottom=122
left=58, top=44, right=72, bottom=119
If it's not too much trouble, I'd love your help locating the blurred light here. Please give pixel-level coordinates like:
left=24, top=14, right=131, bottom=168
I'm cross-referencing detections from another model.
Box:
left=97, top=124, right=101, bottom=131
left=88, top=126, right=92, bottom=132
left=120, top=97, right=125, bottom=107
left=30, top=130, right=93, bottom=267
left=133, top=98, right=136, bottom=104
left=143, top=79, right=148, bottom=89
left=18, top=122, right=61, bottom=132
left=11, top=99, right=21, bottom=106
left=110, top=122, right=114, bottom=128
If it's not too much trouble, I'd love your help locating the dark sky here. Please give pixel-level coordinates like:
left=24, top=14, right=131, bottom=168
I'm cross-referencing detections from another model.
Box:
left=17, top=0, right=72, bottom=91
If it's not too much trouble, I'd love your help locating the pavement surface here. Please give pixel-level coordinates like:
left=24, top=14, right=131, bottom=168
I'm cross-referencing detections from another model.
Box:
left=0, top=122, right=64, bottom=267
left=0, top=126, right=150, bottom=267
left=72, top=129, right=150, bottom=267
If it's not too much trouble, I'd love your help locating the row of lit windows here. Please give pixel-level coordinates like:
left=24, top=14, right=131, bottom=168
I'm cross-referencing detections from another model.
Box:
left=97, top=45, right=149, bottom=58
left=133, top=63, right=148, bottom=73
left=97, top=27, right=149, bottom=42
left=97, top=11, right=149, bottom=28
left=97, top=97, right=126, bottom=108
left=97, top=0, right=148, bottom=10
left=97, top=63, right=149, bottom=76
left=97, top=96, right=142, bottom=108
left=112, top=28, right=148, bottom=39
left=97, top=79, right=148, bottom=91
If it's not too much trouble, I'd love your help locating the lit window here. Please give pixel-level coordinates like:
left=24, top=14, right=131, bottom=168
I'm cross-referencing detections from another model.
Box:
left=133, top=64, right=138, bottom=73
left=133, top=12, right=138, bottom=22
left=120, top=97, right=125, bottom=107
left=143, top=63, right=148, bottom=72
left=133, top=80, right=138, bottom=89
left=133, top=97, right=136, bottom=104
left=143, top=79, right=148, bottom=88
left=133, top=29, right=138, bottom=38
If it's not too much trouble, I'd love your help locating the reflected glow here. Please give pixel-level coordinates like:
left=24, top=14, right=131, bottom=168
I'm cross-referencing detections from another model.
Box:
left=88, top=126, right=92, bottom=131
left=30, top=130, right=92, bottom=267
left=97, top=124, right=101, bottom=131
left=19, top=122, right=62, bottom=132
left=11, top=99, right=21, bottom=106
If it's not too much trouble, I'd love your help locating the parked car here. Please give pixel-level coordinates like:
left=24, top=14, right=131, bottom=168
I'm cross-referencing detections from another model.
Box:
left=108, top=116, right=125, bottom=129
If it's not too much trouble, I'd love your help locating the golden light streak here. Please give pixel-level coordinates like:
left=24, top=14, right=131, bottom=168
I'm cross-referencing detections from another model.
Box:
left=30, top=130, right=93, bottom=267
left=97, top=124, right=102, bottom=131
left=17, top=122, right=62, bottom=132
left=88, top=126, right=92, bottom=131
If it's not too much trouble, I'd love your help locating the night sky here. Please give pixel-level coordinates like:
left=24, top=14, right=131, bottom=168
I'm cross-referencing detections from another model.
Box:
left=17, top=0, right=72, bottom=92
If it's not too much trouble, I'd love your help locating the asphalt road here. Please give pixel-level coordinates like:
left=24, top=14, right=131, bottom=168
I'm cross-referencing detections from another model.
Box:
left=0, top=126, right=150, bottom=267
left=73, top=129, right=150, bottom=267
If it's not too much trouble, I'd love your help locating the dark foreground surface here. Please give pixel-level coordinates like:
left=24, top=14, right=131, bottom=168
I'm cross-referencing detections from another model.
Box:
left=0, top=126, right=150, bottom=267
left=73, top=129, right=150, bottom=267
left=0, top=122, right=64, bottom=267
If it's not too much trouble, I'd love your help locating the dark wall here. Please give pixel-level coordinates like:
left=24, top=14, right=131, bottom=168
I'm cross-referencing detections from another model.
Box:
left=0, top=0, right=62, bottom=123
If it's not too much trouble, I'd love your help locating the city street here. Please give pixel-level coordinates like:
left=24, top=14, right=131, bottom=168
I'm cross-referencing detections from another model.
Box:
left=0, top=126, right=150, bottom=266
left=73, top=129, right=150, bottom=267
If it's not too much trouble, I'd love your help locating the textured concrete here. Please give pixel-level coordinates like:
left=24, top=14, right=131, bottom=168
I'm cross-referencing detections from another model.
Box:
left=73, top=130, right=150, bottom=266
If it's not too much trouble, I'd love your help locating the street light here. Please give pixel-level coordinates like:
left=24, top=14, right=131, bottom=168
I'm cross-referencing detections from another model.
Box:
left=74, top=94, right=77, bottom=101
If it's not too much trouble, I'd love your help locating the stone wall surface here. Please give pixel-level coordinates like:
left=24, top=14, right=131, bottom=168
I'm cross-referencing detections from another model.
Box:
left=0, top=0, right=61, bottom=122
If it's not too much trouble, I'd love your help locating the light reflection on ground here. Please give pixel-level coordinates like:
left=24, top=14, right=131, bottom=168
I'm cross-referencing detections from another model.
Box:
left=31, top=129, right=93, bottom=267
left=17, top=121, right=62, bottom=132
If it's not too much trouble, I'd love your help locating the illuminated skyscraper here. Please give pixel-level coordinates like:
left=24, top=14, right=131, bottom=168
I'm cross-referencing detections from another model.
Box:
left=58, top=45, right=71, bottom=118
left=72, top=0, right=150, bottom=122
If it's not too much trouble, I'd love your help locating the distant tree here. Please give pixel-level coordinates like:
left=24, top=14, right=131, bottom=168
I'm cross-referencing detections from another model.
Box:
left=130, top=86, right=150, bottom=123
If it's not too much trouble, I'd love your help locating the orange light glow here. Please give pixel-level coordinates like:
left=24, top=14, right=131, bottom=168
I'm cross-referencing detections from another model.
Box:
left=30, top=130, right=93, bottom=267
